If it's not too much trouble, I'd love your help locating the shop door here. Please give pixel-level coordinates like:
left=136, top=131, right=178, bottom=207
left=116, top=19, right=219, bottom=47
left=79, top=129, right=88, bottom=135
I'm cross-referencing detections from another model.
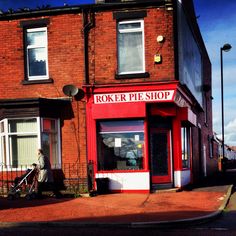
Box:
left=150, top=128, right=171, bottom=184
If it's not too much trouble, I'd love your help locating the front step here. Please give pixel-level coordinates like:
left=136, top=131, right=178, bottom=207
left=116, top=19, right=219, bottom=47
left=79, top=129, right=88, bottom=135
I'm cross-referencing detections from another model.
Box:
left=151, top=183, right=180, bottom=193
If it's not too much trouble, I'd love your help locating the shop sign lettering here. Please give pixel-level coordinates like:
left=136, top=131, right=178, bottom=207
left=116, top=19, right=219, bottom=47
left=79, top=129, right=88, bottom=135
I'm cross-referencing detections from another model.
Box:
left=94, top=90, right=175, bottom=104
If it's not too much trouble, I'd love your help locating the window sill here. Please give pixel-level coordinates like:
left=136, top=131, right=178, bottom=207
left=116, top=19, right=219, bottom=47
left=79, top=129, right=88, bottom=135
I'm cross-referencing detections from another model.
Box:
left=115, top=72, right=150, bottom=80
left=21, top=78, right=54, bottom=85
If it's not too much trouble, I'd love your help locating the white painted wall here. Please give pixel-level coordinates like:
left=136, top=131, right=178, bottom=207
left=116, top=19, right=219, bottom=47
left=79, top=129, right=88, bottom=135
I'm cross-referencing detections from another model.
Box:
left=95, top=172, right=150, bottom=191
left=174, top=169, right=191, bottom=187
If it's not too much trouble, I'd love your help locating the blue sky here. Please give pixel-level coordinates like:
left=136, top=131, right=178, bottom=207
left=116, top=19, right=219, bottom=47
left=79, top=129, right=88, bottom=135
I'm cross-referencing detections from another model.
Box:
left=194, top=0, right=236, bottom=146
left=0, top=0, right=235, bottom=145
left=0, top=0, right=93, bottom=10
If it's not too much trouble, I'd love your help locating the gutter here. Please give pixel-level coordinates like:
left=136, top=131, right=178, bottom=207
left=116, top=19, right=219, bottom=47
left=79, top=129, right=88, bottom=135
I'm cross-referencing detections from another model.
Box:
left=0, top=0, right=167, bottom=20
left=82, top=9, right=95, bottom=85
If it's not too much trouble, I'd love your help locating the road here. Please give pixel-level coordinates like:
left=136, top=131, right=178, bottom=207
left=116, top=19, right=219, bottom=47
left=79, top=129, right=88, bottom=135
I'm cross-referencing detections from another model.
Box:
left=190, top=169, right=236, bottom=234
left=0, top=170, right=235, bottom=236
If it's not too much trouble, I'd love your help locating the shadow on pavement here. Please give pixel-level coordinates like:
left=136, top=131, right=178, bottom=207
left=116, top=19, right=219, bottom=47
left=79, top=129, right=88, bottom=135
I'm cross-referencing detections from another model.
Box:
left=0, top=195, right=73, bottom=210
left=183, top=169, right=236, bottom=190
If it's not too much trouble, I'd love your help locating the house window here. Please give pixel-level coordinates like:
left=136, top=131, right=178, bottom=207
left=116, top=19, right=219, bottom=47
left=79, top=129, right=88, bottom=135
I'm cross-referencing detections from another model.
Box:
left=97, top=120, right=144, bottom=171
left=181, top=127, right=191, bottom=169
left=208, top=135, right=213, bottom=159
left=204, top=93, right=208, bottom=125
left=25, top=27, right=49, bottom=80
left=0, top=118, right=60, bottom=169
left=117, top=20, right=145, bottom=75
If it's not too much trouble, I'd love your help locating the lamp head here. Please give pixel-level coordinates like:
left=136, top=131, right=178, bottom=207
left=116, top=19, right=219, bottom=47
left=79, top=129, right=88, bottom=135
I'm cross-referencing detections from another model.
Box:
left=221, top=43, right=232, bottom=52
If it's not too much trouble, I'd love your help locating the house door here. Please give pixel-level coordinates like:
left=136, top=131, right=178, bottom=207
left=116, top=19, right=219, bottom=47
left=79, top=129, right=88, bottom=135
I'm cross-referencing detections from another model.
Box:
left=150, top=128, right=172, bottom=184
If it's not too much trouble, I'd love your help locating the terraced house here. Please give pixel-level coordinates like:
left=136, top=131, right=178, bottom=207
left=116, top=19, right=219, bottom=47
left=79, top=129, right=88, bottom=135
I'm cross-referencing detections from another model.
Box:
left=0, top=0, right=217, bottom=194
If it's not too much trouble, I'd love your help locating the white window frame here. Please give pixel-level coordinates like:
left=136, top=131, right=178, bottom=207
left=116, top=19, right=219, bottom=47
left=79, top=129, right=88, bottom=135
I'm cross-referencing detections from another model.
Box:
left=0, top=119, right=7, bottom=167
left=117, top=19, right=145, bottom=75
left=0, top=117, right=61, bottom=170
left=26, top=27, right=49, bottom=80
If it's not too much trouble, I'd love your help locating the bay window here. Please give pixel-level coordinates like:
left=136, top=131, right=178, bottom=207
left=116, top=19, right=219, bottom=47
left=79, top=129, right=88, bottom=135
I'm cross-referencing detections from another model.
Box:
left=97, top=120, right=144, bottom=171
left=0, top=117, right=60, bottom=169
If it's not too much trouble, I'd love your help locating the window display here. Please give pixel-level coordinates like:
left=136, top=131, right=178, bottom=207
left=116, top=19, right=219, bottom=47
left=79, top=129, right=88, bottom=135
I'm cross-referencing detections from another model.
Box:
left=97, top=120, right=144, bottom=171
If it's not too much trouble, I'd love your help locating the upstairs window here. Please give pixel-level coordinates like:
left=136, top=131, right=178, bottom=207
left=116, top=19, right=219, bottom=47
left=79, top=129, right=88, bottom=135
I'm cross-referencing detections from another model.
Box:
left=25, top=27, right=49, bottom=80
left=117, top=20, right=145, bottom=75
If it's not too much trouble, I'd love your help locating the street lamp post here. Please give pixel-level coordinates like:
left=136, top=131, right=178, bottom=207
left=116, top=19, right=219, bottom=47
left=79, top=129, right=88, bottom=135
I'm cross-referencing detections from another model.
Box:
left=220, top=43, right=232, bottom=161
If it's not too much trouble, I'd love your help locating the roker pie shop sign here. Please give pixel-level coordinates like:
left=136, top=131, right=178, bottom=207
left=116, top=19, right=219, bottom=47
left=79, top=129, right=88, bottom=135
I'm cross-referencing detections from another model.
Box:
left=94, top=90, right=175, bottom=104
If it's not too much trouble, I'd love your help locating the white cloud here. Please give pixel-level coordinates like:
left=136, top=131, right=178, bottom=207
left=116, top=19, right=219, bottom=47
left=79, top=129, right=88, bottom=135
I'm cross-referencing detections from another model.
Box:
left=194, top=0, right=236, bottom=146
left=225, top=118, right=236, bottom=146
left=199, top=13, right=236, bottom=146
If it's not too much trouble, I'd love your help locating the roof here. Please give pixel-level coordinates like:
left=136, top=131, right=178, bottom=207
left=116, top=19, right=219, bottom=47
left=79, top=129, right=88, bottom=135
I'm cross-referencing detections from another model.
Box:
left=0, top=0, right=167, bottom=20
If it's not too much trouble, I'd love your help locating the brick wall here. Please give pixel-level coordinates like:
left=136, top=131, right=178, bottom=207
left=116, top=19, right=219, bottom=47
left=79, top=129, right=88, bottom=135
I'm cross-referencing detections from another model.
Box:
left=0, top=14, right=88, bottom=172
left=89, top=8, right=175, bottom=84
left=0, top=1, right=215, bottom=186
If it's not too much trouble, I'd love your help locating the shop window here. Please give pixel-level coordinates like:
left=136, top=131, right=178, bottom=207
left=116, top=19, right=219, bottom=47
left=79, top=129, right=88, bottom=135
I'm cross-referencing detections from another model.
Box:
left=0, top=117, right=60, bottom=169
left=97, top=120, right=144, bottom=171
left=117, top=19, right=145, bottom=75
left=181, top=127, right=191, bottom=169
left=25, top=27, right=49, bottom=80
left=208, top=135, right=213, bottom=159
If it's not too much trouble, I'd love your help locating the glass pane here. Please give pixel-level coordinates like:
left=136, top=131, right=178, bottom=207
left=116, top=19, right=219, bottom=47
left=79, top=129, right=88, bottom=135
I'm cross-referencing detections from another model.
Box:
left=11, top=135, right=38, bottom=167
left=9, top=118, right=37, bottom=133
left=43, top=119, right=56, bottom=132
left=27, top=30, right=46, bottom=46
left=42, top=132, right=58, bottom=167
left=97, top=120, right=144, bottom=171
left=118, top=31, right=143, bottom=73
left=28, top=48, right=47, bottom=76
left=150, top=132, right=168, bottom=176
left=182, top=127, right=190, bottom=168
left=99, top=120, right=144, bottom=132
left=42, top=119, right=59, bottom=167
left=118, top=22, right=141, bottom=31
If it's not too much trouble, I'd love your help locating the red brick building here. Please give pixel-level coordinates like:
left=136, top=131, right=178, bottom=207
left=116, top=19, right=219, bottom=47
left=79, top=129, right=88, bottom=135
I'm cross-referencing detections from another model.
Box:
left=0, top=0, right=218, bottom=193
left=0, top=9, right=87, bottom=186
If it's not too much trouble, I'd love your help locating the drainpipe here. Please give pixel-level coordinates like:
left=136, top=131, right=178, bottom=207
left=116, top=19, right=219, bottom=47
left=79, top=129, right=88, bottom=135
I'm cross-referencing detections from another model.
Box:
left=82, top=9, right=95, bottom=86
left=82, top=8, right=95, bottom=192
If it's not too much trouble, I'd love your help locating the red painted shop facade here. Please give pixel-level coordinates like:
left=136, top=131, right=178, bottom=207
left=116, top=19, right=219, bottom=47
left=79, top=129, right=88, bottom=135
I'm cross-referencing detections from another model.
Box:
left=86, top=81, right=199, bottom=192
left=84, top=0, right=216, bottom=193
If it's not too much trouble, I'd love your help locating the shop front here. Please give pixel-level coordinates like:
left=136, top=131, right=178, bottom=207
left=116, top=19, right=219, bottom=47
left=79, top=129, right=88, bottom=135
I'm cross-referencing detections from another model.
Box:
left=85, top=82, right=196, bottom=193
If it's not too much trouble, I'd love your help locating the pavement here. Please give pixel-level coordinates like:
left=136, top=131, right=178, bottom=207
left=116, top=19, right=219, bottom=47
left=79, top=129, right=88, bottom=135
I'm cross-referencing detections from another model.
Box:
left=0, top=171, right=234, bottom=229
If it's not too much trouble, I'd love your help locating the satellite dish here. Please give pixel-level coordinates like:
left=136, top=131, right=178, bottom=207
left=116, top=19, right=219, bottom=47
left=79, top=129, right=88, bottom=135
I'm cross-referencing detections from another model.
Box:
left=62, top=84, right=79, bottom=97
left=74, top=89, right=85, bottom=101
